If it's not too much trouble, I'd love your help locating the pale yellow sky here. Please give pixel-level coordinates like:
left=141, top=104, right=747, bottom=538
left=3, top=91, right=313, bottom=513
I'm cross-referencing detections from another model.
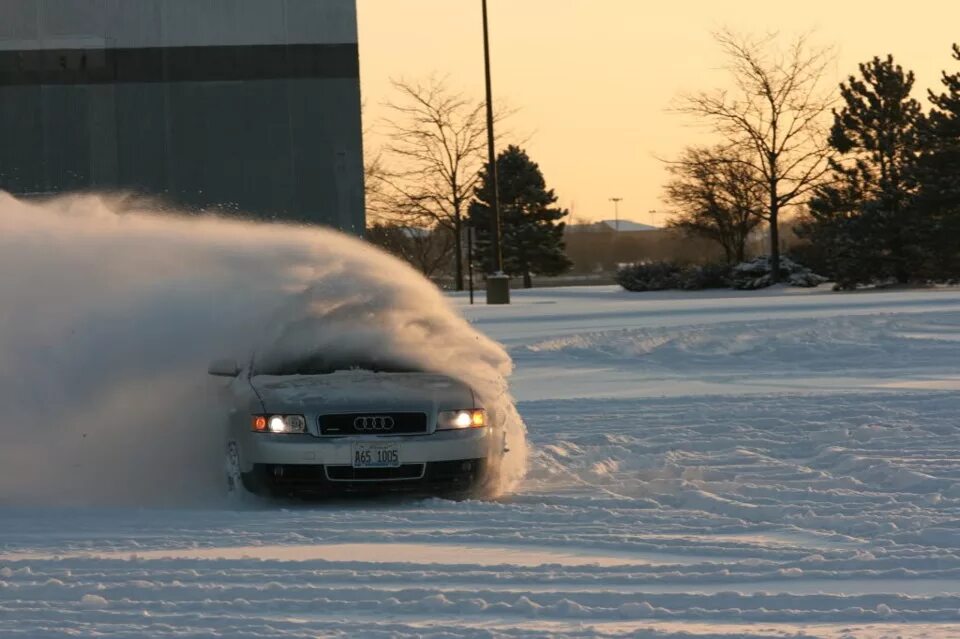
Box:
left=357, top=0, right=959, bottom=224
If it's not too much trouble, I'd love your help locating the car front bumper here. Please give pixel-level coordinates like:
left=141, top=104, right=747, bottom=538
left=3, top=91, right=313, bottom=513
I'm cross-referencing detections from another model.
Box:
left=242, top=458, right=488, bottom=496
left=233, top=424, right=499, bottom=496
left=236, top=426, right=496, bottom=470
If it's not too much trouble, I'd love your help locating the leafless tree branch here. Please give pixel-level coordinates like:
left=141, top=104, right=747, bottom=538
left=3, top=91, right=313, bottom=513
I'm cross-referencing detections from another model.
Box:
left=367, top=75, right=513, bottom=289
left=673, top=29, right=837, bottom=278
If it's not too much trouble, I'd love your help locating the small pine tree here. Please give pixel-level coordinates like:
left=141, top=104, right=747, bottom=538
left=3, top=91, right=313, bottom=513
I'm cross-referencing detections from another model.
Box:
left=802, top=55, right=924, bottom=288
left=915, top=44, right=960, bottom=279
left=468, top=145, right=572, bottom=288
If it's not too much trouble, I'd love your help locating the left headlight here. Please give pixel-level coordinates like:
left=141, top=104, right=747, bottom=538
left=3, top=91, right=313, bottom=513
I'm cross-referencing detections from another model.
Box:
left=252, top=414, right=307, bottom=434
left=437, top=409, right=487, bottom=430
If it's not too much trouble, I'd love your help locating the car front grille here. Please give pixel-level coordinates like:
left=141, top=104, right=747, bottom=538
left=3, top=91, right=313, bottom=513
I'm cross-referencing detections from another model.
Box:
left=324, top=464, right=426, bottom=481
left=317, top=412, right=428, bottom=436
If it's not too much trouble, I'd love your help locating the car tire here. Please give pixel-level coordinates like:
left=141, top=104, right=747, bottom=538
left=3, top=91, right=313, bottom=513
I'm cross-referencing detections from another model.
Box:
left=239, top=469, right=282, bottom=497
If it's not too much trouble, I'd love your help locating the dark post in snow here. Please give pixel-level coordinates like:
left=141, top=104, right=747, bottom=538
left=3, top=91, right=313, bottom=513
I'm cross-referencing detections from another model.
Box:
left=482, top=0, right=510, bottom=304
left=467, top=223, right=475, bottom=304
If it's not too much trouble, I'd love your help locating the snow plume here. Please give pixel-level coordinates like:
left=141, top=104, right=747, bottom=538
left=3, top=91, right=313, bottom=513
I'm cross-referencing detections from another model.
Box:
left=0, top=192, right=526, bottom=507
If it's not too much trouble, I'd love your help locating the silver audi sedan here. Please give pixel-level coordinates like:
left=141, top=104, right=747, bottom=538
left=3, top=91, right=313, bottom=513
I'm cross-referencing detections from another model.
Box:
left=209, top=352, right=502, bottom=498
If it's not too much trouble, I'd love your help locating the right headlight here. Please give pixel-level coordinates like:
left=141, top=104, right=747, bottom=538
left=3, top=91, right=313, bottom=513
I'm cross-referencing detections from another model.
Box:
left=437, top=409, right=487, bottom=430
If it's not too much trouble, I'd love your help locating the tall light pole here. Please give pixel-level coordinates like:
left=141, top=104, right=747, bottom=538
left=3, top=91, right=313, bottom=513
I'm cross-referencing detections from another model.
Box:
left=609, top=197, right=623, bottom=231
left=482, top=0, right=509, bottom=304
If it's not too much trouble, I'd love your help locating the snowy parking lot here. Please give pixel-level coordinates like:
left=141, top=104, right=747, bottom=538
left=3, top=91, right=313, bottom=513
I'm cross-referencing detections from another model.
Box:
left=3, top=285, right=960, bottom=638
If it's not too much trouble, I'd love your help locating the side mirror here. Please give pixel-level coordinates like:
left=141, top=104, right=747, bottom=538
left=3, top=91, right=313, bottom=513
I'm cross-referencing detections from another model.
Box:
left=208, top=358, right=240, bottom=377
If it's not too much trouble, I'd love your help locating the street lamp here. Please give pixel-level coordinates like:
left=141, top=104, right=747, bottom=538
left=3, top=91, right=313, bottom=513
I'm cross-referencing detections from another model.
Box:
left=609, top=197, right=623, bottom=231
left=481, top=0, right=509, bottom=304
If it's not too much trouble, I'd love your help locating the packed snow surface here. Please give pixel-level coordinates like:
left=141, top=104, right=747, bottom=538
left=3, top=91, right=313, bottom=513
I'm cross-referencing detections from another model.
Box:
left=3, top=238, right=960, bottom=636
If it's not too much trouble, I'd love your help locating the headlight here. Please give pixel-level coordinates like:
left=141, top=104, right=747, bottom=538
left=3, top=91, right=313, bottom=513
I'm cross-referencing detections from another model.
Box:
left=251, top=414, right=306, bottom=434
left=437, top=409, right=486, bottom=430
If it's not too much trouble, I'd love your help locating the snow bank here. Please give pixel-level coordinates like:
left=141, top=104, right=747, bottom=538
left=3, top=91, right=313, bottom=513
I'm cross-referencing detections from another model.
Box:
left=0, top=192, right=526, bottom=506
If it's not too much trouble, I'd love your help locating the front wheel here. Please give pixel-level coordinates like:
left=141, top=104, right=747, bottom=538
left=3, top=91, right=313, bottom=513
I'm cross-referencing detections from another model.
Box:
left=226, top=443, right=281, bottom=499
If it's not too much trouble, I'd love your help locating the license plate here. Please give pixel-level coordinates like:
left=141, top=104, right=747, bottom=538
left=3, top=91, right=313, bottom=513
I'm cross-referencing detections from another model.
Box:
left=351, top=442, right=401, bottom=468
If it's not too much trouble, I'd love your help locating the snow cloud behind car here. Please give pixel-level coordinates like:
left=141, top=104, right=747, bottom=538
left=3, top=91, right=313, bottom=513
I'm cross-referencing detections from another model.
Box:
left=0, top=192, right=527, bottom=506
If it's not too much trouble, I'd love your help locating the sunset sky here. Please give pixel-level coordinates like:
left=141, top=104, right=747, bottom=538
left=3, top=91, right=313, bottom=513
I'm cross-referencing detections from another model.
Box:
left=357, top=1, right=959, bottom=224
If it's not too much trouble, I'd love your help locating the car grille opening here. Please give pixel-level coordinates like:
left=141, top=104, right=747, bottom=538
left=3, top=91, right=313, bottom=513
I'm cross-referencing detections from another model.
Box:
left=317, top=412, right=428, bottom=436
left=248, top=460, right=486, bottom=496
left=325, top=464, right=425, bottom=481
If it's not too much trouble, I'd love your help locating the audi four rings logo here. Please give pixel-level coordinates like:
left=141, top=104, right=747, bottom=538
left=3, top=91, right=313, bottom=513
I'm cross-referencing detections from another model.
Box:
left=354, top=415, right=395, bottom=431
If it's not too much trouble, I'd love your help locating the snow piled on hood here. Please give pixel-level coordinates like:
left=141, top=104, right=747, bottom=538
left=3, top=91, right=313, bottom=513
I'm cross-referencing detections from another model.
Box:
left=0, top=192, right=526, bottom=506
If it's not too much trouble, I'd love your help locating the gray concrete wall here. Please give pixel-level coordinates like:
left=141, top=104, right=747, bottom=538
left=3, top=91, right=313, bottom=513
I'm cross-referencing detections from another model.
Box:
left=0, top=0, right=364, bottom=233
left=0, top=0, right=357, bottom=49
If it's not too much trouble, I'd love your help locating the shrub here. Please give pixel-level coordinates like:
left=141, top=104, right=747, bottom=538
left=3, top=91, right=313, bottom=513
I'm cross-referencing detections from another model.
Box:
left=786, top=242, right=834, bottom=281
left=678, top=262, right=732, bottom=290
left=617, top=257, right=826, bottom=292
left=614, top=261, right=683, bottom=291
left=729, top=256, right=828, bottom=290
left=616, top=261, right=731, bottom=292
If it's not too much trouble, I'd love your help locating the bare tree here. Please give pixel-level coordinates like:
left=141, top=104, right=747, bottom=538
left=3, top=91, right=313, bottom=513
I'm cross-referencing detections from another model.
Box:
left=363, top=149, right=387, bottom=220
left=371, top=77, right=492, bottom=290
left=677, top=30, right=835, bottom=279
left=665, top=146, right=765, bottom=263
left=365, top=222, right=455, bottom=278
left=365, top=150, right=458, bottom=279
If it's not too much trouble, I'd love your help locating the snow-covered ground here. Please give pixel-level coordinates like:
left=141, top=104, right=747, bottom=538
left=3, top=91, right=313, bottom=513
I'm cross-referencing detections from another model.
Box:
left=3, top=284, right=960, bottom=638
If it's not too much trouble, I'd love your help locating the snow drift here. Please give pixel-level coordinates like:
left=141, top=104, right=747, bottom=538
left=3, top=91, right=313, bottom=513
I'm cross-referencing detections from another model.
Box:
left=0, top=192, right=526, bottom=506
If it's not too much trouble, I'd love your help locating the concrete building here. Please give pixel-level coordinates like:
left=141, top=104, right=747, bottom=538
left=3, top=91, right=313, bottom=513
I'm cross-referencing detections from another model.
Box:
left=0, top=0, right=364, bottom=233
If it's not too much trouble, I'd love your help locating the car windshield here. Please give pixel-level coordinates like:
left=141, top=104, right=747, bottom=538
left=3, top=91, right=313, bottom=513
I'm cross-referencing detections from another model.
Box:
left=252, top=352, right=418, bottom=376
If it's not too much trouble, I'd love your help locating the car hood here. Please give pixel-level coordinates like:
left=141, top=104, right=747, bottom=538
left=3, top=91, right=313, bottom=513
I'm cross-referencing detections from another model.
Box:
left=249, top=370, right=476, bottom=413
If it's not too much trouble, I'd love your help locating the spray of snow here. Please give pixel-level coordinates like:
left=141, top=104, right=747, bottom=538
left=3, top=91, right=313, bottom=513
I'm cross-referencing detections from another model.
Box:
left=0, top=192, right=527, bottom=507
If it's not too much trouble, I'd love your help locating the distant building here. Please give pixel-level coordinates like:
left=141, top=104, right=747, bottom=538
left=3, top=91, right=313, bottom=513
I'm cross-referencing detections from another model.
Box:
left=0, top=0, right=364, bottom=234
left=597, top=219, right=659, bottom=233
left=566, top=219, right=660, bottom=234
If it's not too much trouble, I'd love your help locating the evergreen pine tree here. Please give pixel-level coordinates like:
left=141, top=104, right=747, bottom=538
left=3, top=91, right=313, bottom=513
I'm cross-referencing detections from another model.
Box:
left=468, top=145, right=572, bottom=288
left=915, top=44, right=960, bottom=279
left=802, top=55, right=924, bottom=288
